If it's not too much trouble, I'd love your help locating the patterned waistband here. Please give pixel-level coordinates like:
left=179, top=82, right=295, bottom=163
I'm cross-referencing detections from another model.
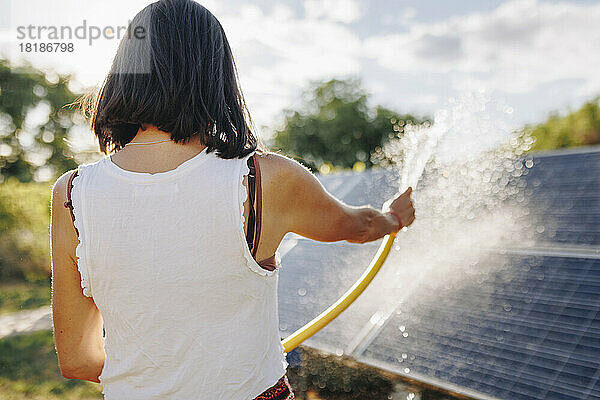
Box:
left=253, top=375, right=295, bottom=400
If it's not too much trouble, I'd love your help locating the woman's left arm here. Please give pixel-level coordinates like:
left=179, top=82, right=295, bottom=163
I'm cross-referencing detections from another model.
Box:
left=50, top=171, right=105, bottom=383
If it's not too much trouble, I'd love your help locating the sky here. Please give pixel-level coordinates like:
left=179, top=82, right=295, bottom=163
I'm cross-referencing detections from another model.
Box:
left=1, top=0, right=600, bottom=143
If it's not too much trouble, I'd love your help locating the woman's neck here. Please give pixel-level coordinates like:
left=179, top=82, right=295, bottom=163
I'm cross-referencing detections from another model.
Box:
left=128, top=125, right=205, bottom=148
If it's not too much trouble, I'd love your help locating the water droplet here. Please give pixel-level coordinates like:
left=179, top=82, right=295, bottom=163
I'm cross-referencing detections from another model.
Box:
left=537, top=273, right=545, bottom=281
left=298, top=288, right=307, bottom=296
left=403, top=332, right=409, bottom=338
left=402, top=353, right=408, bottom=359
left=404, top=367, right=410, bottom=374
left=399, top=325, right=406, bottom=332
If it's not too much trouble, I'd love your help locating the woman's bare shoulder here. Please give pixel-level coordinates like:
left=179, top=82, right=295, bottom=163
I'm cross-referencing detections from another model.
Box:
left=254, top=151, right=318, bottom=232
left=52, top=169, right=78, bottom=203
left=256, top=150, right=313, bottom=183
left=256, top=150, right=353, bottom=241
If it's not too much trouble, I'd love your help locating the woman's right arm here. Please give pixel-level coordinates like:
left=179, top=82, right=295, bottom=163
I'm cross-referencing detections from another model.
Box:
left=271, top=153, right=412, bottom=244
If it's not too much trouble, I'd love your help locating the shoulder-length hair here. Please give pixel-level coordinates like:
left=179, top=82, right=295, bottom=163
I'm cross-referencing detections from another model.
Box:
left=84, top=0, right=266, bottom=158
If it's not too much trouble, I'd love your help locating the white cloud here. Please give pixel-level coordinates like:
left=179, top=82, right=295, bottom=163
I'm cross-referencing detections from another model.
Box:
left=362, top=0, right=600, bottom=95
left=219, top=3, right=365, bottom=138
left=304, top=0, right=363, bottom=24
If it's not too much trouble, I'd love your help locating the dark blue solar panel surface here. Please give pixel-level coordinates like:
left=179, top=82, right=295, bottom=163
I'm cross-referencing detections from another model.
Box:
left=523, top=150, right=600, bottom=245
left=360, top=255, right=600, bottom=400
left=277, top=147, right=600, bottom=400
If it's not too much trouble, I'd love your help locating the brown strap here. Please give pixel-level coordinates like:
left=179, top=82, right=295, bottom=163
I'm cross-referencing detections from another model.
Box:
left=252, top=153, right=263, bottom=259
left=63, top=169, right=79, bottom=237
left=246, top=156, right=256, bottom=253
left=256, top=254, right=278, bottom=271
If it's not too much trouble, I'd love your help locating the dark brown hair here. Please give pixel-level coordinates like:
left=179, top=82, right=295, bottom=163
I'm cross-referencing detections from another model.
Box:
left=84, top=0, right=267, bottom=158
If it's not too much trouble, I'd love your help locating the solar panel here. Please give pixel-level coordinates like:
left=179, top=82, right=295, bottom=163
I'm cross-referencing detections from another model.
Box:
left=277, top=146, right=600, bottom=400
left=359, top=255, right=599, bottom=400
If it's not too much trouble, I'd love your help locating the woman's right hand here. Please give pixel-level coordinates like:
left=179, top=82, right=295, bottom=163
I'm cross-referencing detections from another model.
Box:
left=382, top=187, right=415, bottom=233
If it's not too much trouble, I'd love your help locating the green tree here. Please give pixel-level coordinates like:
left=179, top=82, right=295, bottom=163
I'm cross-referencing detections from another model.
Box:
left=0, top=177, right=51, bottom=281
left=527, top=96, right=600, bottom=151
left=0, top=58, right=83, bottom=183
left=271, top=78, right=429, bottom=173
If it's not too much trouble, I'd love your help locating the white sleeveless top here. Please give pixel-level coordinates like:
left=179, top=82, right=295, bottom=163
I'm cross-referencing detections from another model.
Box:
left=69, top=147, right=288, bottom=399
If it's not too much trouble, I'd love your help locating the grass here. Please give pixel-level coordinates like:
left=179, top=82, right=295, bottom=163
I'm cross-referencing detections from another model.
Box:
left=0, top=330, right=452, bottom=399
left=0, top=280, right=51, bottom=315
left=0, top=330, right=103, bottom=399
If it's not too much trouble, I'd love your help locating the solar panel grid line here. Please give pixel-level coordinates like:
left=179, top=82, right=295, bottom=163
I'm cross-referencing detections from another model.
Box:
left=531, top=158, right=600, bottom=169
left=495, top=247, right=600, bottom=259
left=528, top=171, right=600, bottom=180
left=494, top=276, right=600, bottom=294
left=527, top=177, right=600, bottom=185
left=548, top=235, right=596, bottom=246
left=529, top=193, right=600, bottom=200
left=361, top=339, right=586, bottom=400
left=443, top=339, right=596, bottom=397
left=418, top=307, right=600, bottom=346
left=404, top=302, right=562, bottom=331
left=362, top=330, right=596, bottom=400
left=526, top=168, right=596, bottom=178
left=454, top=311, right=599, bottom=361
left=528, top=165, right=600, bottom=173
left=404, top=293, right=600, bottom=336
left=367, top=339, right=593, bottom=393
left=546, top=389, right=600, bottom=400
left=544, top=226, right=600, bottom=235
left=473, top=277, right=599, bottom=300
left=492, top=294, right=600, bottom=313
left=499, top=257, right=587, bottom=397
left=526, top=159, right=600, bottom=172
left=527, top=185, right=599, bottom=193
left=580, top=358, right=600, bottom=400
left=539, top=308, right=600, bottom=399
left=541, top=215, right=600, bottom=224
left=409, top=320, right=600, bottom=368
left=544, top=272, right=598, bottom=293
left=536, top=208, right=600, bottom=213
left=406, top=308, right=600, bottom=350
left=398, top=312, right=600, bottom=365
left=368, top=317, right=598, bottom=370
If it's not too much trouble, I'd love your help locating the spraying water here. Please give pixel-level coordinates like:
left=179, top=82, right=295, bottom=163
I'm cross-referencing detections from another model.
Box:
left=343, top=91, right=538, bottom=358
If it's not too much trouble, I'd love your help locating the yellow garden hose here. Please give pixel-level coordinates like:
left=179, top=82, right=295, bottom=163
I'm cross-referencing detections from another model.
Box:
left=281, top=232, right=397, bottom=353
